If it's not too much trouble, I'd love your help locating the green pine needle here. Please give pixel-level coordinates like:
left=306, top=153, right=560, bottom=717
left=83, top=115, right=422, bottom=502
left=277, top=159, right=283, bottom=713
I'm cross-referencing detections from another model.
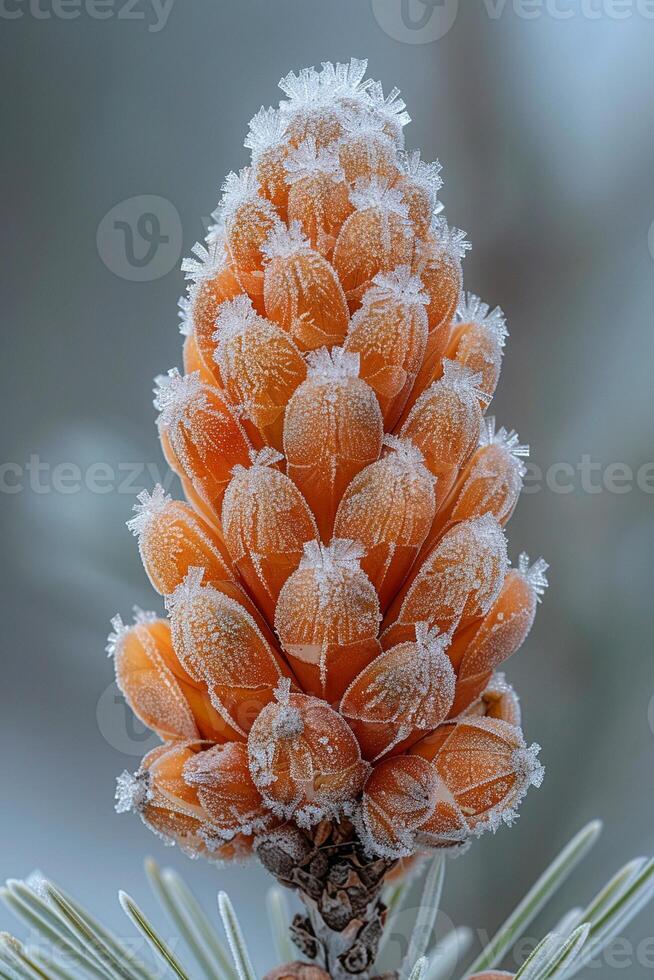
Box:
left=1, top=819, right=652, bottom=980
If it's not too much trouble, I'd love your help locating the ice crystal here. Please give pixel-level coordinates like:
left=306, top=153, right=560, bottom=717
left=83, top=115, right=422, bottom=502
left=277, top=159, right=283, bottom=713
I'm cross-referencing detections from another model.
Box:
left=126, top=485, right=172, bottom=538
left=350, top=176, right=409, bottom=218
left=213, top=294, right=259, bottom=342
left=283, top=138, right=344, bottom=184
left=318, top=57, right=371, bottom=101
left=518, top=552, right=550, bottom=601
left=278, top=57, right=370, bottom=111
left=479, top=417, right=530, bottom=478
left=398, top=149, right=443, bottom=198
left=153, top=368, right=204, bottom=427
left=457, top=291, right=509, bottom=346
left=244, top=106, right=288, bottom=157
left=219, top=167, right=266, bottom=221
left=115, top=770, right=148, bottom=814
left=432, top=218, right=472, bottom=260
left=364, top=80, right=411, bottom=132
left=305, top=345, right=359, bottom=382
left=340, top=110, right=389, bottom=138
left=132, top=607, right=158, bottom=626
left=300, top=538, right=366, bottom=576
left=440, top=358, right=487, bottom=400
left=365, top=265, right=428, bottom=308
left=382, top=434, right=435, bottom=485
left=106, top=609, right=157, bottom=658
left=261, top=220, right=311, bottom=260
left=105, top=614, right=129, bottom=658
left=177, top=293, right=193, bottom=336
left=271, top=679, right=304, bottom=739
left=165, top=565, right=205, bottom=611
left=181, top=239, right=226, bottom=283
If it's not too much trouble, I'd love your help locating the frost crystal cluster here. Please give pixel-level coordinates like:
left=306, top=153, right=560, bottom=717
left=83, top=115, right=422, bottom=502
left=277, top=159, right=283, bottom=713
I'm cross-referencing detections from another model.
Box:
left=112, top=58, right=548, bottom=979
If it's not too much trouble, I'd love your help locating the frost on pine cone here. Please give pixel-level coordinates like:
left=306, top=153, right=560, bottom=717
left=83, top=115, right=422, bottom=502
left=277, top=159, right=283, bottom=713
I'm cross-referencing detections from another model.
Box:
left=111, top=59, right=547, bottom=978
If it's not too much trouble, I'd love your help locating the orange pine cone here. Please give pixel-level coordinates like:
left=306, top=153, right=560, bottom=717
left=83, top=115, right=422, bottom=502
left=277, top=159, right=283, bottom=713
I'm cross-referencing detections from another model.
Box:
left=114, top=60, right=546, bottom=889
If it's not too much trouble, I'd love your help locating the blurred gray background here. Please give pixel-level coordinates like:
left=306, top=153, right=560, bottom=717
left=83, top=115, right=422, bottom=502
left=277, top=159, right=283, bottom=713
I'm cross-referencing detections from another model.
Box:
left=1, top=1, right=654, bottom=976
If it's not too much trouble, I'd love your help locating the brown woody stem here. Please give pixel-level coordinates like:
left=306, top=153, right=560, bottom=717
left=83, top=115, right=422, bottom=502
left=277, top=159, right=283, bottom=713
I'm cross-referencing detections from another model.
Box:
left=255, top=819, right=397, bottom=980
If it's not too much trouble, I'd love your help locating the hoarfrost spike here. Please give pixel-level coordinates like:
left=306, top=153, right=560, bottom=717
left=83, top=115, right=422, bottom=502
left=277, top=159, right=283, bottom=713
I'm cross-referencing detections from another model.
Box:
left=319, top=57, right=371, bottom=99
left=518, top=553, right=550, bottom=601
left=350, top=176, right=409, bottom=218
left=271, top=679, right=304, bottom=740
left=244, top=106, right=288, bottom=156
left=261, top=220, right=311, bottom=260
left=414, top=621, right=448, bottom=655
left=278, top=66, right=326, bottom=111
left=517, top=742, right=546, bottom=790
left=365, top=80, right=411, bottom=130
left=431, top=218, right=471, bottom=260
left=106, top=607, right=157, bottom=657
left=300, top=537, right=366, bottom=573
left=153, top=369, right=204, bottom=425
left=341, top=110, right=388, bottom=137
left=126, top=485, right=172, bottom=537
left=440, top=358, right=486, bottom=399
left=219, top=168, right=263, bottom=220
left=115, top=770, right=148, bottom=815
left=398, top=149, right=443, bottom=197
left=367, top=265, right=429, bottom=307
left=306, top=345, right=360, bottom=381
left=105, top=614, right=127, bottom=658
left=283, top=137, right=344, bottom=184
left=249, top=447, right=284, bottom=468
left=132, top=607, right=158, bottom=627
left=165, top=566, right=206, bottom=613
left=480, top=417, right=530, bottom=461
left=177, top=294, right=193, bottom=336
left=279, top=57, right=370, bottom=109
left=181, top=240, right=226, bottom=283
left=456, top=291, right=508, bottom=346
left=383, top=433, right=436, bottom=483
left=213, top=294, right=259, bottom=343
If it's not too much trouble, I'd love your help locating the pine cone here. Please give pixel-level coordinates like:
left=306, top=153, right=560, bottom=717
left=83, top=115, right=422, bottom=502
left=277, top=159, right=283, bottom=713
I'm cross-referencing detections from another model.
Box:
left=110, top=58, right=547, bottom=976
